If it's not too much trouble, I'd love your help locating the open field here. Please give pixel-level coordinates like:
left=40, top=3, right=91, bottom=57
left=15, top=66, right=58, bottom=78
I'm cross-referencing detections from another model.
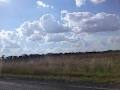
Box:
left=0, top=51, right=120, bottom=83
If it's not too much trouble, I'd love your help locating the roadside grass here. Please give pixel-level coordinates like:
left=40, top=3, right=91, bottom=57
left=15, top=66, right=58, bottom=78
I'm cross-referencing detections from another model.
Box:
left=0, top=52, right=120, bottom=83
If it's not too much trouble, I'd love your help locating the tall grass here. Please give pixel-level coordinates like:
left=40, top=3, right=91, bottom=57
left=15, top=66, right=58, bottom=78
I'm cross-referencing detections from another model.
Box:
left=0, top=52, right=120, bottom=83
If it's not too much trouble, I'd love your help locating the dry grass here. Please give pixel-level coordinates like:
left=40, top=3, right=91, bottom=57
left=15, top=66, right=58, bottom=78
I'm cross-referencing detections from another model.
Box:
left=0, top=52, right=120, bottom=83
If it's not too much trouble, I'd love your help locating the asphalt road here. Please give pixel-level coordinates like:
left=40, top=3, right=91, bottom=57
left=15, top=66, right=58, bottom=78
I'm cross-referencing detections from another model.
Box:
left=0, top=78, right=119, bottom=90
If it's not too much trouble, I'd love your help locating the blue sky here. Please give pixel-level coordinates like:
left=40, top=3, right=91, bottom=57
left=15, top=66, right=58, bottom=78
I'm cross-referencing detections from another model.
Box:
left=0, top=0, right=120, bottom=29
left=0, top=0, right=120, bottom=56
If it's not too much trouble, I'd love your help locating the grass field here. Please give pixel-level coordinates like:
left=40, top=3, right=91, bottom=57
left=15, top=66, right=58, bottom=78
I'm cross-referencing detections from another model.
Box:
left=0, top=51, right=120, bottom=83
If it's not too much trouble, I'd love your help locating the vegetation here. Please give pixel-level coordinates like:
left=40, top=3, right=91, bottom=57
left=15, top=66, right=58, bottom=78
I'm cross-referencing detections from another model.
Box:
left=0, top=50, right=120, bottom=83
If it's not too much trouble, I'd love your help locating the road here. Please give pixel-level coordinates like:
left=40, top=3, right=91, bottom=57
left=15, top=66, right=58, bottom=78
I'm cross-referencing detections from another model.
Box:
left=0, top=78, right=119, bottom=90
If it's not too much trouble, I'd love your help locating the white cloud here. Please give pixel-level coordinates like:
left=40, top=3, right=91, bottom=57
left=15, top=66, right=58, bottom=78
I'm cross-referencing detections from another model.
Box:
left=16, top=14, right=69, bottom=41
left=74, top=0, right=86, bottom=7
left=36, top=0, right=53, bottom=9
left=41, top=14, right=69, bottom=33
left=90, top=0, right=106, bottom=4
left=109, top=36, right=120, bottom=44
left=17, top=21, right=43, bottom=38
left=27, top=32, right=43, bottom=42
left=62, top=12, right=120, bottom=33
left=0, top=0, right=10, bottom=5
left=0, top=30, right=21, bottom=56
left=0, top=0, right=7, bottom=3
left=0, top=12, right=120, bottom=56
left=74, top=0, right=106, bottom=7
left=45, top=33, right=69, bottom=42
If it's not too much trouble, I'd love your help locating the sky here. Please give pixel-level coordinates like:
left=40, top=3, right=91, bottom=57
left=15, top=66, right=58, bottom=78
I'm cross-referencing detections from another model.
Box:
left=0, top=0, right=120, bottom=56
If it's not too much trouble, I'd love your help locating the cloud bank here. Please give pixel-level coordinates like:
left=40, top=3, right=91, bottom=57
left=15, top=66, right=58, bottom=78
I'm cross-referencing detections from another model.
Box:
left=62, top=11, right=120, bottom=33
left=0, top=11, right=120, bottom=56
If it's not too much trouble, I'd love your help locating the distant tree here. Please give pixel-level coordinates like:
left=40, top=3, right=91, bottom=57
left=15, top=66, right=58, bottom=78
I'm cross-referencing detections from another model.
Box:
left=1, top=55, right=5, bottom=60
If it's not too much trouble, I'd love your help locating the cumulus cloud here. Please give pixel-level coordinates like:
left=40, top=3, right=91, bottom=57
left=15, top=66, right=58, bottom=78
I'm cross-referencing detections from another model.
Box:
left=41, top=14, right=69, bottom=33
left=0, top=12, right=120, bottom=56
left=45, top=33, right=69, bottom=42
left=0, top=14, right=70, bottom=56
left=16, top=21, right=43, bottom=38
left=62, top=12, right=120, bottom=33
left=17, top=14, right=69, bottom=41
left=36, top=0, right=53, bottom=9
left=0, top=30, right=21, bottom=56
